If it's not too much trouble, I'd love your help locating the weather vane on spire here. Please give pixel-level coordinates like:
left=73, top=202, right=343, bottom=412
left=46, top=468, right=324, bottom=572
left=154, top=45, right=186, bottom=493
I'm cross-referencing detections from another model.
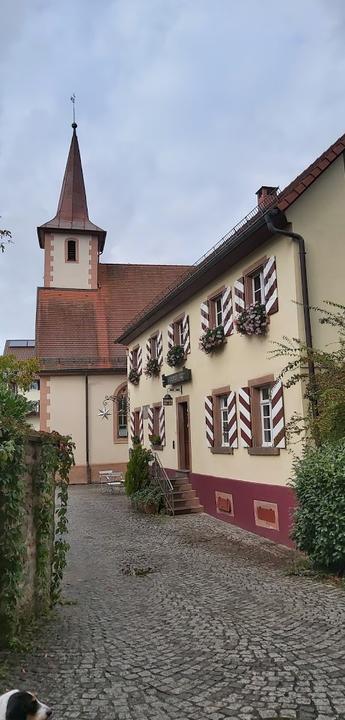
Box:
left=70, top=93, right=77, bottom=128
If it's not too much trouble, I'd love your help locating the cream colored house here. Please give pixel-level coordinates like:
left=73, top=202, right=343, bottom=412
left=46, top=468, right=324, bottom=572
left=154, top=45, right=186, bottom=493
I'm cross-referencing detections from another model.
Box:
left=35, top=123, right=190, bottom=482
left=117, top=131, right=345, bottom=546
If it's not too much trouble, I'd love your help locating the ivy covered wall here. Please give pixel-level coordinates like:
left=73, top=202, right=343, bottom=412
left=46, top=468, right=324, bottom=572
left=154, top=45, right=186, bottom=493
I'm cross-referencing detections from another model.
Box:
left=0, top=432, right=74, bottom=649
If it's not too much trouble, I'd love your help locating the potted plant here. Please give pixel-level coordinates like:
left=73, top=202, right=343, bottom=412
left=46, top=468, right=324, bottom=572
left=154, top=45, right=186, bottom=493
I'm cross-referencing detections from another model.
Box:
left=128, top=368, right=140, bottom=385
left=236, top=303, right=268, bottom=336
left=166, top=344, right=185, bottom=367
left=144, top=358, right=160, bottom=377
left=149, top=433, right=162, bottom=448
left=199, top=325, right=225, bottom=354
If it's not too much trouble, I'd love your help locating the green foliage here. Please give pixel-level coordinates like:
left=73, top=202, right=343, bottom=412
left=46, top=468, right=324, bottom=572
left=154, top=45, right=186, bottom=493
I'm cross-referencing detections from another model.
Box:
left=131, top=484, right=165, bottom=514
left=149, top=434, right=161, bottom=446
left=166, top=344, right=185, bottom=367
left=0, top=431, right=26, bottom=644
left=0, top=355, right=75, bottom=645
left=125, top=445, right=152, bottom=496
left=271, top=301, right=345, bottom=445
left=0, top=355, right=39, bottom=392
left=50, top=433, right=75, bottom=605
left=33, top=433, right=75, bottom=609
left=291, top=441, right=345, bottom=573
left=128, top=368, right=140, bottom=385
left=144, top=358, right=160, bottom=377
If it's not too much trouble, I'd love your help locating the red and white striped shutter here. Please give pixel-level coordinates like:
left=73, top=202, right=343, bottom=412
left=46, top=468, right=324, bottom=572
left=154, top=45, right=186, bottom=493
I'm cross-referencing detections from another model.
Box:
left=222, top=286, right=234, bottom=336
left=147, top=406, right=153, bottom=437
left=159, top=406, right=166, bottom=446
left=200, top=300, right=209, bottom=332
left=167, top=323, right=174, bottom=349
left=271, top=380, right=286, bottom=448
left=146, top=338, right=151, bottom=364
left=264, top=256, right=278, bottom=315
left=234, top=277, right=245, bottom=315
left=227, top=391, right=238, bottom=448
left=205, top=395, right=214, bottom=447
left=182, top=314, right=191, bottom=354
left=238, top=387, right=252, bottom=447
left=130, top=411, right=135, bottom=442
left=128, top=350, right=133, bottom=376
left=157, top=331, right=163, bottom=365
left=139, top=408, right=144, bottom=444
left=137, top=346, right=143, bottom=376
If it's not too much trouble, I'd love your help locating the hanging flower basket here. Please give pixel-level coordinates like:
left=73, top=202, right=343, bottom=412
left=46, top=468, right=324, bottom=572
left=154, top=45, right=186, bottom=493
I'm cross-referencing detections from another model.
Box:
left=235, top=303, right=268, bottom=336
left=199, top=325, right=225, bottom=354
left=166, top=344, right=185, bottom=368
left=144, top=358, right=161, bottom=377
left=128, top=368, right=140, bottom=385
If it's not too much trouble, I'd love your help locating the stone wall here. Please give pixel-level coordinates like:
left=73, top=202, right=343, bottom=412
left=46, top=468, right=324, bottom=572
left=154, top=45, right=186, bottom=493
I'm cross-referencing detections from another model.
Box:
left=0, top=435, right=55, bottom=646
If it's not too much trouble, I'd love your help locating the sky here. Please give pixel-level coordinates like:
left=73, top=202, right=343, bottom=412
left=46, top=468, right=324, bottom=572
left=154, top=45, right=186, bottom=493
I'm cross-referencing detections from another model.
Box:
left=1, top=0, right=345, bottom=351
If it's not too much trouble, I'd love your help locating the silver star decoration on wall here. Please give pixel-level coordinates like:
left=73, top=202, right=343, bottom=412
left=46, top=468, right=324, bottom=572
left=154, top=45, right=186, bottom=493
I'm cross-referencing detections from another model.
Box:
left=98, top=404, right=111, bottom=420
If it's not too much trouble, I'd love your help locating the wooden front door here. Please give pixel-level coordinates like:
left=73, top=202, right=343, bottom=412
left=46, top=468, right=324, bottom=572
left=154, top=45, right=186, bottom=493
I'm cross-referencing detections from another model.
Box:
left=177, top=400, right=190, bottom=470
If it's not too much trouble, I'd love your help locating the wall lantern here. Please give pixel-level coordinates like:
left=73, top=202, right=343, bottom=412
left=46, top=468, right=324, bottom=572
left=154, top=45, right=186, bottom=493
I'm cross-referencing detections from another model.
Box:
left=163, top=393, right=173, bottom=406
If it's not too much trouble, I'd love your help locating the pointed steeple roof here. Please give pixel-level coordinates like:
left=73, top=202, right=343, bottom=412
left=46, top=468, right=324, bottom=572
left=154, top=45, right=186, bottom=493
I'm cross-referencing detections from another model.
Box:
left=38, top=124, right=106, bottom=251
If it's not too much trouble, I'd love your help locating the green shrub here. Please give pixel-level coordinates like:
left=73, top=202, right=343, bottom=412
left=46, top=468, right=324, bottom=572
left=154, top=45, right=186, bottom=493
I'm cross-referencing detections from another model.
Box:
left=292, top=440, right=345, bottom=573
left=125, top=445, right=152, bottom=496
left=131, top=484, right=165, bottom=514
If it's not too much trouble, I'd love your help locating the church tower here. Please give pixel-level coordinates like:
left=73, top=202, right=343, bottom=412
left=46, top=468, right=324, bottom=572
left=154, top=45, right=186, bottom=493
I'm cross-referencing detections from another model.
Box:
left=37, top=123, right=106, bottom=289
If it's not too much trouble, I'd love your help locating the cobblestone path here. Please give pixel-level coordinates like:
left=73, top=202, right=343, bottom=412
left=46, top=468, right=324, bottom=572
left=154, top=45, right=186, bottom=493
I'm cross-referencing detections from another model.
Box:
left=5, top=486, right=345, bottom=720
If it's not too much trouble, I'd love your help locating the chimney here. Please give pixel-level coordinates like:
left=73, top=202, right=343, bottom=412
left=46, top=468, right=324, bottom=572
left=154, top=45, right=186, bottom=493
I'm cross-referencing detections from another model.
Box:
left=256, top=185, right=278, bottom=209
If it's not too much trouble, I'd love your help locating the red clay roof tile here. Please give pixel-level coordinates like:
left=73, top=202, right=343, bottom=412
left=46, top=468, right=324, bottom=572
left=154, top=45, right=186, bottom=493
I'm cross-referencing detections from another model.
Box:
left=36, top=263, right=190, bottom=370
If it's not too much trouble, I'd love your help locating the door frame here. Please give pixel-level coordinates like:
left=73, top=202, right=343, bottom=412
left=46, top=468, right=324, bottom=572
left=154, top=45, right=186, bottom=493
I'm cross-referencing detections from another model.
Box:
left=175, top=395, right=192, bottom=471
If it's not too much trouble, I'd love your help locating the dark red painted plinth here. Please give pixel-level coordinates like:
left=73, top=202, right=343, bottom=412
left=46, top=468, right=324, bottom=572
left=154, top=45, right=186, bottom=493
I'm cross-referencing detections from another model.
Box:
left=166, top=468, right=296, bottom=547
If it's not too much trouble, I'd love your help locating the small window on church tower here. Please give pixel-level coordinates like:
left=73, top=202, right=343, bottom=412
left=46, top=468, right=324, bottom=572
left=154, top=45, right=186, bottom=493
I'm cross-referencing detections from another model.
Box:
left=67, top=239, right=77, bottom=262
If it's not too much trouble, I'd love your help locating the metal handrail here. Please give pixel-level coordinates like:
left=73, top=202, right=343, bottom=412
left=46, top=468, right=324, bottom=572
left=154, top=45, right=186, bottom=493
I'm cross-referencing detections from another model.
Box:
left=150, top=453, right=175, bottom=516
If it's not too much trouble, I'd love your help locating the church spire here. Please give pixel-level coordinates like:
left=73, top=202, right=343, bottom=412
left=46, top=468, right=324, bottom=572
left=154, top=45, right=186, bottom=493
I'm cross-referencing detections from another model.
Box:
left=37, top=123, right=106, bottom=251
left=55, top=123, right=89, bottom=224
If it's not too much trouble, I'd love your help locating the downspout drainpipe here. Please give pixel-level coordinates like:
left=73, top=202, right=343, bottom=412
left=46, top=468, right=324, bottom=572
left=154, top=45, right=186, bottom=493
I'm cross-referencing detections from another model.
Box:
left=85, top=373, right=91, bottom=484
left=265, top=210, right=317, bottom=418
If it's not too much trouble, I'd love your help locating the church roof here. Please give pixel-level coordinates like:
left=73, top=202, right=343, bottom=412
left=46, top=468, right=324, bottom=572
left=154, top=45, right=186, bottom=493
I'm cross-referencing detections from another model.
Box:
left=37, top=125, right=106, bottom=251
left=36, top=263, right=190, bottom=372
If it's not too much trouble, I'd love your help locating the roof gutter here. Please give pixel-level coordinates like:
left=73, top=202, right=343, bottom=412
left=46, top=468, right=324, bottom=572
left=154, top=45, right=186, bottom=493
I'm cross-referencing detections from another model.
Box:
left=265, top=208, right=317, bottom=418
left=116, top=212, right=271, bottom=344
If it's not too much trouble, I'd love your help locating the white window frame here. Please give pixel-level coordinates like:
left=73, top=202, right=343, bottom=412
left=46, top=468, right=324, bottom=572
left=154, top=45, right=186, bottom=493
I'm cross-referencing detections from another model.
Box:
left=215, top=296, right=223, bottom=327
left=260, top=386, right=273, bottom=447
left=150, top=335, right=158, bottom=360
left=252, top=269, right=265, bottom=305
left=175, top=320, right=184, bottom=347
left=117, top=395, right=128, bottom=438
left=220, top=395, right=229, bottom=447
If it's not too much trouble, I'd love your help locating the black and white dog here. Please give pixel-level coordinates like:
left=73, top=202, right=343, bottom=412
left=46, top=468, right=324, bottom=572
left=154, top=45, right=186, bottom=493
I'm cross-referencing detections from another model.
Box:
left=0, top=690, right=52, bottom=720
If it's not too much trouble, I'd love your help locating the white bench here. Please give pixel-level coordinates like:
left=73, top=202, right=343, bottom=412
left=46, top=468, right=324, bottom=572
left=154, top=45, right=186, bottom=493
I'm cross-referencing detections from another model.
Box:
left=98, top=470, right=124, bottom=494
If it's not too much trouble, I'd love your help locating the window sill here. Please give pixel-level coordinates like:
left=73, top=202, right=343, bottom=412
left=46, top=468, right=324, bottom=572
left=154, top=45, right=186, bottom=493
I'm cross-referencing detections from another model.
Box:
left=211, top=446, right=234, bottom=455
left=247, top=447, right=280, bottom=456
left=114, top=437, right=128, bottom=445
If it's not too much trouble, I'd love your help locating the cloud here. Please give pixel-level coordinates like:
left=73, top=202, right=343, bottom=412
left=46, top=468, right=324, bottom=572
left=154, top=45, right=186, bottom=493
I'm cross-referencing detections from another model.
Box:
left=1, top=0, right=345, bottom=350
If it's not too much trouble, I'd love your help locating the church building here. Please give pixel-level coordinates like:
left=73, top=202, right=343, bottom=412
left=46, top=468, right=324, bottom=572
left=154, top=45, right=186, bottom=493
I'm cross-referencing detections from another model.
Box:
left=35, top=123, right=190, bottom=483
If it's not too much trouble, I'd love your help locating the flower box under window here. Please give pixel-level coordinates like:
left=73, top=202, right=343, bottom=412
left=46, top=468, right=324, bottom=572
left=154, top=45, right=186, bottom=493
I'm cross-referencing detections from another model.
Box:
left=166, top=344, right=185, bottom=368
left=199, top=325, right=225, bottom=354
left=236, top=303, right=268, bottom=336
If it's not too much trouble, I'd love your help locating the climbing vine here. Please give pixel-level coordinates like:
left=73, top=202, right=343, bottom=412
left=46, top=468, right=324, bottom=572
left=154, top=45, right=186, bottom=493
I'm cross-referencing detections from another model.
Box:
left=33, top=433, right=75, bottom=610
left=0, top=358, right=75, bottom=645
